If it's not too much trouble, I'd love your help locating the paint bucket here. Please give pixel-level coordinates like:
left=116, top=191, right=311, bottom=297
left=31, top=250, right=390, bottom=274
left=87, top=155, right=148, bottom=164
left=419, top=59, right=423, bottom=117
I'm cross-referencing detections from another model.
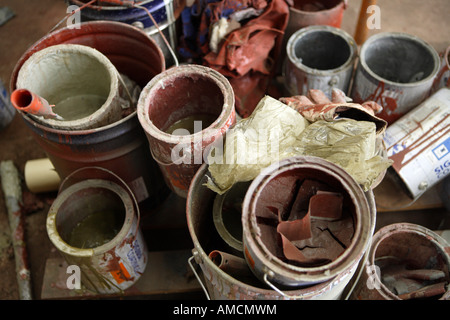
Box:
left=242, top=156, right=373, bottom=288
left=68, top=0, right=181, bottom=66
left=10, top=21, right=168, bottom=210
left=351, top=32, right=441, bottom=124
left=278, top=0, right=347, bottom=73
left=284, top=25, right=357, bottom=98
left=16, top=44, right=126, bottom=130
left=0, top=79, right=16, bottom=131
left=383, top=87, right=450, bottom=199
left=137, top=64, right=236, bottom=198
left=286, top=0, right=346, bottom=36
left=432, top=46, right=450, bottom=92
left=187, top=162, right=377, bottom=300
left=46, top=167, right=147, bottom=294
left=349, top=223, right=450, bottom=300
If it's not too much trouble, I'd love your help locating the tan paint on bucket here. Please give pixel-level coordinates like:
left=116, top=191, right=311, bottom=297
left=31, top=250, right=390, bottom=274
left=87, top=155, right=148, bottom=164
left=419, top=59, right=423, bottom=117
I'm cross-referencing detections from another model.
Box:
left=47, top=168, right=147, bottom=294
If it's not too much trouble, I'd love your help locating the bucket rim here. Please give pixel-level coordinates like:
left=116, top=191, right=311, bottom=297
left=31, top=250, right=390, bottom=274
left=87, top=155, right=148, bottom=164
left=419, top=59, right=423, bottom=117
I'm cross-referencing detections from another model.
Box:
left=69, top=0, right=163, bottom=11
left=289, top=0, right=346, bottom=15
left=137, top=64, right=235, bottom=145
left=286, top=25, right=357, bottom=75
left=359, top=31, right=441, bottom=87
left=16, top=43, right=121, bottom=130
left=366, top=222, right=450, bottom=300
left=242, top=156, right=372, bottom=285
left=46, top=178, right=136, bottom=257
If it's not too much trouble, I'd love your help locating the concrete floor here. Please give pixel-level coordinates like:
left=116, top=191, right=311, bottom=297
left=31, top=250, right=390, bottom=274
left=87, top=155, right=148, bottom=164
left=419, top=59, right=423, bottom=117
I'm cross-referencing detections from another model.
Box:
left=0, top=0, right=449, bottom=300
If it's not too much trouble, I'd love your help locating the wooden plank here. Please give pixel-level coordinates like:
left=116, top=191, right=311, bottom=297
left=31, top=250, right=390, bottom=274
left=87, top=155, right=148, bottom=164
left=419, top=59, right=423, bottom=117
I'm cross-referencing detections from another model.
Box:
left=41, top=249, right=202, bottom=299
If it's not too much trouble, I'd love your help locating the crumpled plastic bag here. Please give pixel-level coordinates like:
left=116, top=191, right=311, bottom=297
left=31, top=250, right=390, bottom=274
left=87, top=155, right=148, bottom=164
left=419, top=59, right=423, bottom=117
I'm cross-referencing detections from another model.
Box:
left=205, top=92, right=392, bottom=193
left=205, top=95, right=309, bottom=194
left=291, top=119, right=391, bottom=191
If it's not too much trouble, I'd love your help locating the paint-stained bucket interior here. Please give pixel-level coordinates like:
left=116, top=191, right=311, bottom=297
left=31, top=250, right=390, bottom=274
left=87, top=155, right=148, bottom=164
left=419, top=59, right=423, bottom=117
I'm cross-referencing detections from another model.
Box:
left=360, top=33, right=439, bottom=85
left=47, top=167, right=148, bottom=294
left=357, top=223, right=450, bottom=300
left=285, top=26, right=357, bottom=97
left=187, top=163, right=375, bottom=300
left=145, top=73, right=224, bottom=134
left=16, top=44, right=123, bottom=130
left=137, top=64, right=235, bottom=197
left=54, top=183, right=127, bottom=250
left=242, top=157, right=373, bottom=288
left=290, top=29, right=352, bottom=71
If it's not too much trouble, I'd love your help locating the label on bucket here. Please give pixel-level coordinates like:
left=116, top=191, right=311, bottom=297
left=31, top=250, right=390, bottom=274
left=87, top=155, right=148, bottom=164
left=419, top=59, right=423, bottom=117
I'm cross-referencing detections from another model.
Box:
left=384, top=88, right=450, bottom=197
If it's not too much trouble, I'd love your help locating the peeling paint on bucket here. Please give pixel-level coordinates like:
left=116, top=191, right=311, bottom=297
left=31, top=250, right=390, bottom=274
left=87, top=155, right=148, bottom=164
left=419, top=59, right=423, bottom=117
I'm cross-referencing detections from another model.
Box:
left=137, top=64, right=236, bottom=198
left=186, top=163, right=377, bottom=300
left=46, top=167, right=147, bottom=294
left=351, top=32, right=440, bottom=124
left=350, top=223, right=450, bottom=300
left=285, top=25, right=357, bottom=98
left=10, top=21, right=169, bottom=210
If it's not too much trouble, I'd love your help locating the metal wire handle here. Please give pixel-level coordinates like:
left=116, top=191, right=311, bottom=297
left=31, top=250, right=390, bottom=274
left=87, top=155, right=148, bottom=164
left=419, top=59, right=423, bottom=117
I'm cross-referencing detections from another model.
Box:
left=188, top=255, right=211, bottom=300
left=262, top=272, right=320, bottom=300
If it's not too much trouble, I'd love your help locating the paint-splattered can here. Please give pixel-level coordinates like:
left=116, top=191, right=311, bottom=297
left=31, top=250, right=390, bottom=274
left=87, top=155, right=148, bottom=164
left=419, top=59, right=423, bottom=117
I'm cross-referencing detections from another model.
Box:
left=0, top=79, right=15, bottom=130
left=349, top=223, right=450, bottom=300
left=351, top=32, right=441, bottom=124
left=137, top=64, right=236, bottom=198
left=241, top=156, right=374, bottom=289
left=285, top=25, right=357, bottom=98
left=186, top=163, right=377, bottom=300
left=383, top=87, right=450, bottom=199
left=46, top=167, right=147, bottom=294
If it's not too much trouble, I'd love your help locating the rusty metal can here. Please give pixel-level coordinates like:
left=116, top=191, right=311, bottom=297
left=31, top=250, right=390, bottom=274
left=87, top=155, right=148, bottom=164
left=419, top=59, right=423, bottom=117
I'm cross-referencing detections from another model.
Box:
left=351, top=32, right=441, bottom=124
left=285, top=25, right=357, bottom=98
left=383, top=87, right=450, bottom=199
